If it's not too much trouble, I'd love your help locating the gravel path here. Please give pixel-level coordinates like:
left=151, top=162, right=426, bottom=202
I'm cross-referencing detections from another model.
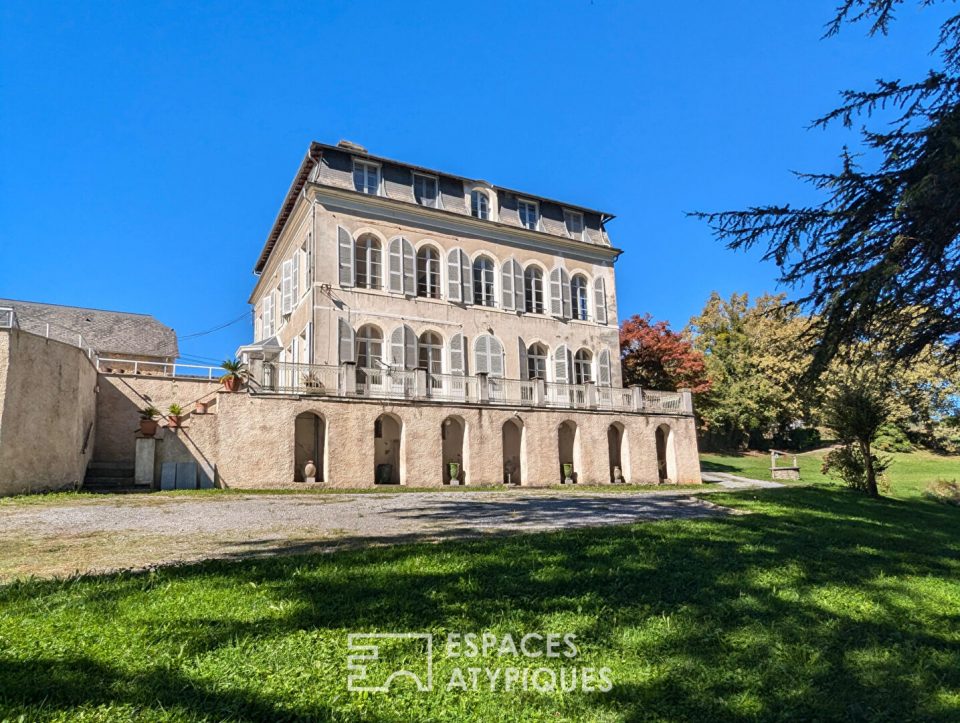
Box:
left=0, top=487, right=761, bottom=580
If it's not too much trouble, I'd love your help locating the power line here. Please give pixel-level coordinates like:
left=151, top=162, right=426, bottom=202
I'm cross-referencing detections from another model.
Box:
left=177, top=311, right=250, bottom=340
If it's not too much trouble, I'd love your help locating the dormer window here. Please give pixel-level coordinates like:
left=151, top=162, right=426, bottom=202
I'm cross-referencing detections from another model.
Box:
left=518, top=199, right=539, bottom=230
left=564, top=210, right=584, bottom=240
left=471, top=190, right=490, bottom=220
left=353, top=161, right=380, bottom=195
left=413, top=174, right=438, bottom=208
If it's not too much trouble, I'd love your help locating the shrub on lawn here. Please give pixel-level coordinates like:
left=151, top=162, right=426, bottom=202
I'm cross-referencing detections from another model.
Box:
left=923, top=478, right=960, bottom=506
left=874, top=423, right=913, bottom=453
left=821, top=445, right=891, bottom=495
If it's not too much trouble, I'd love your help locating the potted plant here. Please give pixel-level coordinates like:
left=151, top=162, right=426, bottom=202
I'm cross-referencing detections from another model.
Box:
left=139, top=405, right=160, bottom=437
left=447, top=461, right=461, bottom=485
left=220, top=358, right=247, bottom=392
left=195, top=399, right=209, bottom=414
left=167, top=403, right=184, bottom=428
left=562, top=463, right=574, bottom=484
left=301, top=370, right=326, bottom=395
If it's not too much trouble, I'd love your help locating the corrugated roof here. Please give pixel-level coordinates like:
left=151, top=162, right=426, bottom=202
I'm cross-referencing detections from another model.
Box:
left=0, top=298, right=178, bottom=359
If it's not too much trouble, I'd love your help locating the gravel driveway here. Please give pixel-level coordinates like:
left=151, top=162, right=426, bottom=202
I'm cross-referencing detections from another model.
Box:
left=0, top=489, right=742, bottom=581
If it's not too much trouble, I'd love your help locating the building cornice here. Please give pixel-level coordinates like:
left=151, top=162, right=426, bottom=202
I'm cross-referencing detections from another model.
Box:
left=310, top=185, right=624, bottom=265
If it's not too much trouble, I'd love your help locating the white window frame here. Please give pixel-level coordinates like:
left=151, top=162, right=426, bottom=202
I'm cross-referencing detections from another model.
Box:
left=471, top=189, right=490, bottom=220
left=564, top=210, right=584, bottom=240
left=524, top=265, right=545, bottom=314
left=353, top=160, right=381, bottom=196
left=518, top=199, right=539, bottom=231
left=472, top=255, right=496, bottom=307
left=413, top=173, right=440, bottom=209
left=416, top=245, right=442, bottom=299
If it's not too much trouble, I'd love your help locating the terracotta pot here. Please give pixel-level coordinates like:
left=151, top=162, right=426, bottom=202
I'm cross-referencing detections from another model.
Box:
left=139, top=419, right=158, bottom=437
left=222, top=376, right=241, bottom=392
left=195, top=401, right=208, bottom=414
left=167, top=415, right=181, bottom=428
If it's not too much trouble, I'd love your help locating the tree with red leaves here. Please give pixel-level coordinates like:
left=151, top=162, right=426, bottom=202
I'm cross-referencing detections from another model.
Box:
left=619, top=314, right=711, bottom=393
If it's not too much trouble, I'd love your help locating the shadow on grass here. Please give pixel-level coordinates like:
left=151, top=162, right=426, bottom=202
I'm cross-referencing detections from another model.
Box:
left=1, top=488, right=959, bottom=721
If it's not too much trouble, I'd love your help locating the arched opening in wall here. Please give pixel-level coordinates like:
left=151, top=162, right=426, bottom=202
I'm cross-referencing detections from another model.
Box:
left=502, top=418, right=525, bottom=485
left=655, top=423, right=677, bottom=484
left=294, top=412, right=326, bottom=483
left=441, top=415, right=466, bottom=485
left=374, top=413, right=403, bottom=485
left=558, top=420, right=581, bottom=483
left=607, top=422, right=631, bottom=483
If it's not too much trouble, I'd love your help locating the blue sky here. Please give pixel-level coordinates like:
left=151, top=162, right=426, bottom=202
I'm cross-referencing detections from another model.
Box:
left=0, top=1, right=950, bottom=365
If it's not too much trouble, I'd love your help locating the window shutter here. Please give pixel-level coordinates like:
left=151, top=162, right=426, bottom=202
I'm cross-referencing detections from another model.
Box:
left=513, top=262, right=524, bottom=312
left=390, top=325, right=405, bottom=366
left=306, top=322, right=313, bottom=364
left=404, top=325, right=417, bottom=368
left=501, top=259, right=515, bottom=311
left=518, top=337, right=528, bottom=380
left=388, top=238, right=403, bottom=294
left=594, top=276, right=608, bottom=325
left=338, top=226, right=354, bottom=287
left=474, top=335, right=490, bottom=374
left=281, top=260, right=293, bottom=315
left=489, top=337, right=504, bottom=377
left=262, top=295, right=273, bottom=337
left=554, top=344, right=569, bottom=384
left=447, top=249, right=462, bottom=302
left=560, top=268, right=572, bottom=319
left=306, top=233, right=314, bottom=286
left=598, top=349, right=611, bottom=386
left=549, top=267, right=563, bottom=317
left=338, top=319, right=355, bottom=363
left=450, top=333, right=465, bottom=374
left=402, top=238, right=416, bottom=295
left=460, top=250, right=472, bottom=304
left=292, top=251, right=301, bottom=305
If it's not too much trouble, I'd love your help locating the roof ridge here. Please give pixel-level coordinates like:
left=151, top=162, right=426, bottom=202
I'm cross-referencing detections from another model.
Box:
left=0, top=298, right=155, bottom=318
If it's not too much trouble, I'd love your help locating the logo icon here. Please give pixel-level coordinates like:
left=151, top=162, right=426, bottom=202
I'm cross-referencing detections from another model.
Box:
left=347, top=633, right=433, bottom=692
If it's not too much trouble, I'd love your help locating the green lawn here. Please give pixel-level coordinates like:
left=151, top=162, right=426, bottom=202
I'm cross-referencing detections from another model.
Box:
left=701, top=448, right=960, bottom=498
left=1, top=487, right=959, bottom=721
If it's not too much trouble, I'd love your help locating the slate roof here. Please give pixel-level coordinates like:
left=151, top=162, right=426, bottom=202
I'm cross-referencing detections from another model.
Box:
left=0, top=298, right=178, bottom=359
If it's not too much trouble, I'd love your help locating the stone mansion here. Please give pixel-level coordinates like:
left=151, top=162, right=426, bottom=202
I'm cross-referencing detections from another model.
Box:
left=0, top=141, right=700, bottom=495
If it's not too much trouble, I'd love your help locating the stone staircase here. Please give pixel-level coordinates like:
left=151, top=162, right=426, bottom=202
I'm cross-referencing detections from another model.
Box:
left=82, top=461, right=146, bottom=493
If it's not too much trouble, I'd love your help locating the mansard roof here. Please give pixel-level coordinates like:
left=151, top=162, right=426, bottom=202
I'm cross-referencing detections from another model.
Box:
left=0, top=298, right=178, bottom=359
left=254, top=142, right=616, bottom=274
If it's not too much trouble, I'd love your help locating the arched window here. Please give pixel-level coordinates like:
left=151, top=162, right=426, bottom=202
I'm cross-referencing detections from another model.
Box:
left=573, top=348, right=592, bottom=384
left=471, top=190, right=489, bottom=220
left=571, top=274, right=589, bottom=320
left=355, top=235, right=383, bottom=289
left=356, top=325, right=383, bottom=369
left=416, top=246, right=441, bottom=299
left=526, top=343, right=548, bottom=381
left=524, top=266, right=544, bottom=314
left=472, top=255, right=495, bottom=307
left=418, top=331, right=443, bottom=375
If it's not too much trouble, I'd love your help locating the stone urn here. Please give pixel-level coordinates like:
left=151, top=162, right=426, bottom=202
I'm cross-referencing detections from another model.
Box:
left=304, top=460, right=317, bottom=483
left=613, top=466, right=623, bottom=483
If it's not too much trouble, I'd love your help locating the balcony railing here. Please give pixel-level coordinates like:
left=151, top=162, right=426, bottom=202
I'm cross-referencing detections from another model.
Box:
left=255, top=362, right=692, bottom=414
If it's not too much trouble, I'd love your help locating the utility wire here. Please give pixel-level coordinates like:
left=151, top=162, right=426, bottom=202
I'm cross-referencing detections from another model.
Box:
left=177, top=311, right=250, bottom=340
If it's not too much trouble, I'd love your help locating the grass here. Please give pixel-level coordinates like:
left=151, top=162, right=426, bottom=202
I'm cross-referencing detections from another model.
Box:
left=701, top=448, right=960, bottom=498
left=1, top=487, right=959, bottom=721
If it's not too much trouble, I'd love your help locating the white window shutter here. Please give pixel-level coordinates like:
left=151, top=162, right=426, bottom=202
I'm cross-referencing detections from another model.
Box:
left=262, top=296, right=273, bottom=337
left=450, top=333, right=465, bottom=374
left=501, top=259, right=515, bottom=311
left=489, top=337, right=504, bottom=377
left=594, top=276, right=608, bottom=325
left=554, top=344, right=569, bottom=384
left=390, top=325, right=405, bottom=366
left=338, top=226, right=354, bottom=288
left=388, top=238, right=403, bottom=294
left=598, top=349, right=611, bottom=386
left=460, top=249, right=472, bottom=304
left=281, top=260, right=293, bottom=315
left=292, top=251, right=301, bottom=304
left=402, top=238, right=416, bottom=295
left=404, top=325, right=417, bottom=368
left=447, top=249, right=462, bottom=302
left=560, top=268, right=572, bottom=319
left=518, top=337, right=528, bottom=380
left=338, top=319, right=355, bottom=363
left=513, top=262, right=524, bottom=311
left=550, top=267, right=563, bottom=317
left=474, top=335, right=490, bottom=374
